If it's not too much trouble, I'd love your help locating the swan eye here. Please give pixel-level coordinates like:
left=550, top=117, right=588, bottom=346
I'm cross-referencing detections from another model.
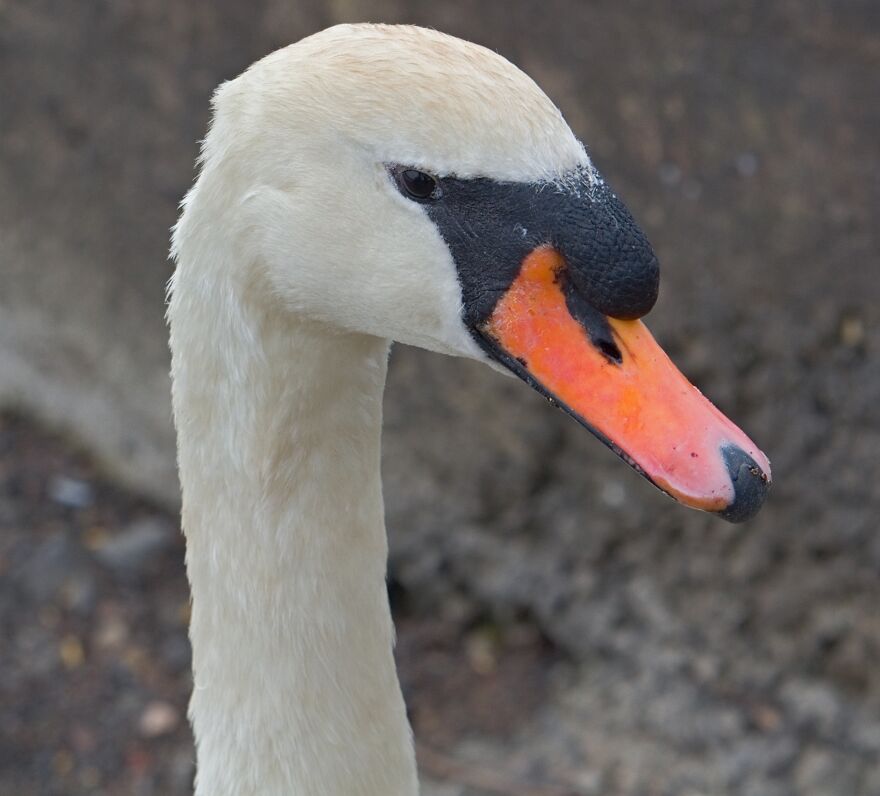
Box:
left=397, top=168, right=441, bottom=202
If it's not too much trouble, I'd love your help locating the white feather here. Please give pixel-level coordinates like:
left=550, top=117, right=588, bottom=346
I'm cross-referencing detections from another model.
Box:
left=168, top=23, right=591, bottom=795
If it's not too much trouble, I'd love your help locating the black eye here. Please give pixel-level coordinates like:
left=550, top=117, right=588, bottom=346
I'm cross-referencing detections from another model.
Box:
left=397, top=168, right=440, bottom=202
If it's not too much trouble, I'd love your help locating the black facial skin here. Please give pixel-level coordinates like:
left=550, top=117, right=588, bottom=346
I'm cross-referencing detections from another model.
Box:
left=391, top=166, right=660, bottom=330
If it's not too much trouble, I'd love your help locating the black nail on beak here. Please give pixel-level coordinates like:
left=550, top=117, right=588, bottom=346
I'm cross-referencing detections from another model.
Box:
left=717, top=445, right=771, bottom=523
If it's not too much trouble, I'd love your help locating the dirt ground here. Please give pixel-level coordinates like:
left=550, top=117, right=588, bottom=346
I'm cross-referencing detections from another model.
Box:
left=2, top=1, right=880, bottom=794
left=0, top=411, right=569, bottom=796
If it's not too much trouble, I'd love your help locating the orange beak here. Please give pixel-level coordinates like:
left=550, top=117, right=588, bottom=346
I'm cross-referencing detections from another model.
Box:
left=478, top=247, right=771, bottom=521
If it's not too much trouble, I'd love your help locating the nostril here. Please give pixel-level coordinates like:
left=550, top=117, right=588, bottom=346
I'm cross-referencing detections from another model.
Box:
left=562, top=274, right=623, bottom=364
left=596, top=336, right=623, bottom=364
left=717, top=444, right=771, bottom=523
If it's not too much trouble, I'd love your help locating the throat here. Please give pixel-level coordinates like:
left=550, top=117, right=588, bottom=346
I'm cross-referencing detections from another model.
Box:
left=170, top=283, right=417, bottom=795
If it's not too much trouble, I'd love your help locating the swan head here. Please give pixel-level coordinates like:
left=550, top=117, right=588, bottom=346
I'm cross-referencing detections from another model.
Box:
left=186, top=23, right=770, bottom=522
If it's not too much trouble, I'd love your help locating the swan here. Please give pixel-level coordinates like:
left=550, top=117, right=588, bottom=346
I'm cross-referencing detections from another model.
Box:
left=167, top=23, right=770, bottom=796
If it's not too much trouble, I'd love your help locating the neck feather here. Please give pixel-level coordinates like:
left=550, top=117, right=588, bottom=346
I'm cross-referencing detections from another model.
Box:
left=169, top=229, right=417, bottom=795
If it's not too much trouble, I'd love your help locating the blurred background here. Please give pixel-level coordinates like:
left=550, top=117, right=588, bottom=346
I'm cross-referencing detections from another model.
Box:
left=1, top=1, right=878, bottom=794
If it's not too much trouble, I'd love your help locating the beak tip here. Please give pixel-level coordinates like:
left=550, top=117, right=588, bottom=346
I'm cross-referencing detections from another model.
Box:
left=716, top=444, right=771, bottom=523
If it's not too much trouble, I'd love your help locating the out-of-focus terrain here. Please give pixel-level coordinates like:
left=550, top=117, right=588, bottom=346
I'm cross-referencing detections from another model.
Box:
left=1, top=1, right=879, bottom=794
left=0, top=412, right=567, bottom=795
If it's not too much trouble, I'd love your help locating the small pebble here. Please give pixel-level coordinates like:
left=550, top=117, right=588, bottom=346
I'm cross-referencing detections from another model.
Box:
left=465, top=630, right=497, bottom=675
left=94, top=614, right=128, bottom=650
left=751, top=703, right=783, bottom=732
left=59, top=635, right=85, bottom=669
left=139, top=701, right=180, bottom=738
left=94, top=516, right=174, bottom=573
left=839, top=316, right=864, bottom=347
left=48, top=476, right=94, bottom=508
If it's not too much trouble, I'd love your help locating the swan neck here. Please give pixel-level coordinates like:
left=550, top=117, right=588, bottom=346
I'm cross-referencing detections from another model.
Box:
left=169, top=248, right=417, bottom=795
